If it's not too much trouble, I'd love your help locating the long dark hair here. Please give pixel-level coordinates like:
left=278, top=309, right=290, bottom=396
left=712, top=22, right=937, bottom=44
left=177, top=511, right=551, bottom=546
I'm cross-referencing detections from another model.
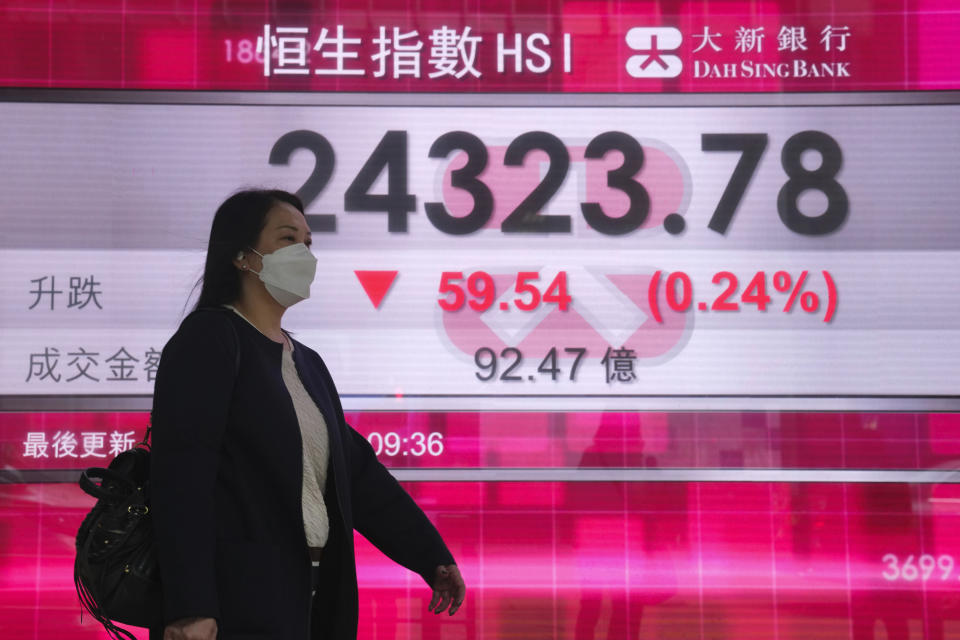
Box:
left=186, top=188, right=304, bottom=316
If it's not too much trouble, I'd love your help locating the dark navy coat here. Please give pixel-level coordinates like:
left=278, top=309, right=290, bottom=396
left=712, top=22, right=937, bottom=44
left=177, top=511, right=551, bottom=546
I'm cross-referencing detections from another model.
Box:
left=147, top=306, right=454, bottom=639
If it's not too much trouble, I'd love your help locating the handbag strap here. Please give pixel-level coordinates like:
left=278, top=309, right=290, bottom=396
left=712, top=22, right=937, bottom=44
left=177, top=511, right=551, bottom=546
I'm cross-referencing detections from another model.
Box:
left=142, top=307, right=242, bottom=446
left=79, top=467, right=136, bottom=501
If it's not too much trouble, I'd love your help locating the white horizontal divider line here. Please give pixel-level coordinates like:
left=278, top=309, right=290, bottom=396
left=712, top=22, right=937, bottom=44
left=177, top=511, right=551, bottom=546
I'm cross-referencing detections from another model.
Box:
left=388, top=467, right=960, bottom=484
left=2, top=395, right=960, bottom=412
left=4, top=467, right=960, bottom=485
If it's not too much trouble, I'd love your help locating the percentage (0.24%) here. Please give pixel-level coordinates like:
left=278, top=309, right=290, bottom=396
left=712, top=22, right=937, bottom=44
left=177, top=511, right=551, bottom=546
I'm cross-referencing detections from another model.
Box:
left=648, top=269, right=838, bottom=323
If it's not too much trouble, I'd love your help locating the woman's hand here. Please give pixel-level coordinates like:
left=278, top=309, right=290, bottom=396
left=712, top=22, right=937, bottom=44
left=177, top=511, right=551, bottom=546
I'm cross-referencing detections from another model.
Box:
left=163, top=616, right=218, bottom=640
left=428, top=564, right=466, bottom=616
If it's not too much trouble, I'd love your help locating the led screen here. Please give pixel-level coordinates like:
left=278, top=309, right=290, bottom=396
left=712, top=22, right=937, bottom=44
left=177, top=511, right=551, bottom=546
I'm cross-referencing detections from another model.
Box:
left=1, top=1, right=959, bottom=638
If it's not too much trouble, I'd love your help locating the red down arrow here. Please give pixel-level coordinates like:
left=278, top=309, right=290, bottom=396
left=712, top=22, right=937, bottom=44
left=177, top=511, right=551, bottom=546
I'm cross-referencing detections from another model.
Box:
left=354, top=270, right=398, bottom=309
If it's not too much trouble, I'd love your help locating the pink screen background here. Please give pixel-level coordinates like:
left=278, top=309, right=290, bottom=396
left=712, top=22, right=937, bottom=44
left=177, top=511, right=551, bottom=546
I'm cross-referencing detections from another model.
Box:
left=0, top=0, right=958, bottom=91
left=3, top=411, right=960, bottom=639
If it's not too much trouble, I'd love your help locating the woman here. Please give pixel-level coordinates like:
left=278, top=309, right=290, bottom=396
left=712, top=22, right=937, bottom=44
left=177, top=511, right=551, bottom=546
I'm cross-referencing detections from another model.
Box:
left=148, top=189, right=464, bottom=640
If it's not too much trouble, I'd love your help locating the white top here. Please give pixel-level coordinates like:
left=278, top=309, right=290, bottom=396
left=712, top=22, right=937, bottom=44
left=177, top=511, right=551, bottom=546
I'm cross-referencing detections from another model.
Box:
left=221, top=304, right=330, bottom=548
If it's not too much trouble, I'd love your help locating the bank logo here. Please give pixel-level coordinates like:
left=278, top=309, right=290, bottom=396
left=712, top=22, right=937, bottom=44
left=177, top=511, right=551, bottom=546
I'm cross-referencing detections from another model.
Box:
left=625, top=27, right=683, bottom=78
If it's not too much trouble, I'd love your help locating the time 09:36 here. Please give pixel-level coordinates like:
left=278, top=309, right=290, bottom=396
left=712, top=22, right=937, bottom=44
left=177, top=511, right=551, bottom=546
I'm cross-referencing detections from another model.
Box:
left=366, top=431, right=445, bottom=457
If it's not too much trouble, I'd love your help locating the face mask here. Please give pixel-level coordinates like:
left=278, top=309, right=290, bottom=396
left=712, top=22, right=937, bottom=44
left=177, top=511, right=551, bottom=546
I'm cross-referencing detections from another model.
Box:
left=246, top=243, right=318, bottom=308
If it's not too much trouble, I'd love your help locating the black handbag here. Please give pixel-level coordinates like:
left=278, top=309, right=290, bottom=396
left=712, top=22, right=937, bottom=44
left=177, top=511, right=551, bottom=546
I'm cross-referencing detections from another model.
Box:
left=74, top=436, right=160, bottom=639
left=74, top=308, right=240, bottom=639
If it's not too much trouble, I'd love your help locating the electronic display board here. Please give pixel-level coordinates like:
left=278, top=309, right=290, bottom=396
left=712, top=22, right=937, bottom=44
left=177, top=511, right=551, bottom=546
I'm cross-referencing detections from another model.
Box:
left=1, top=1, right=959, bottom=638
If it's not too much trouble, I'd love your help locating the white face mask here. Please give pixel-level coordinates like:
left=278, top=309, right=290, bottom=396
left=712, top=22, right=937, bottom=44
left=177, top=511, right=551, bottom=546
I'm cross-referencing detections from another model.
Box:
left=247, top=243, right=318, bottom=308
